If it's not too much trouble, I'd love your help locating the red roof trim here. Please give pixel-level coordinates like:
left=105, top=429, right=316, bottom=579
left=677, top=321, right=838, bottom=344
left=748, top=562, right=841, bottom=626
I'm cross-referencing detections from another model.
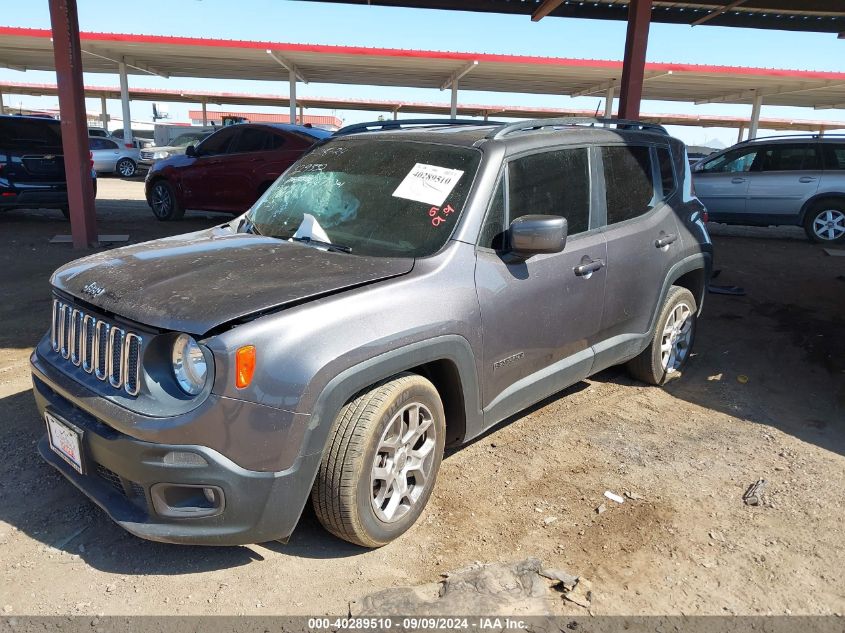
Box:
left=3, top=25, right=845, bottom=81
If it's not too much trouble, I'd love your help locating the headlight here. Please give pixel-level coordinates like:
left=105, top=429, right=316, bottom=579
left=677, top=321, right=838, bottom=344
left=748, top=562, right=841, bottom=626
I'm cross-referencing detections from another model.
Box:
left=171, top=334, right=208, bottom=395
left=152, top=150, right=171, bottom=160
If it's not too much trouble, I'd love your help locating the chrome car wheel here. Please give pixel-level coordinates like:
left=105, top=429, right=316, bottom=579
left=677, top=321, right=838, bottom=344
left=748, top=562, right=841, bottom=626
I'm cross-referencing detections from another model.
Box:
left=370, top=402, right=437, bottom=523
left=116, top=158, right=136, bottom=178
left=661, top=302, right=693, bottom=373
left=812, top=209, right=845, bottom=242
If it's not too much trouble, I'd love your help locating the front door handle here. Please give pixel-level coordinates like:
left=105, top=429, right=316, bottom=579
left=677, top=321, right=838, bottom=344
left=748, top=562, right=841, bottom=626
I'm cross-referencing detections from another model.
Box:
left=573, top=259, right=604, bottom=277
left=655, top=233, right=678, bottom=248
left=731, top=177, right=747, bottom=184
left=799, top=176, right=817, bottom=183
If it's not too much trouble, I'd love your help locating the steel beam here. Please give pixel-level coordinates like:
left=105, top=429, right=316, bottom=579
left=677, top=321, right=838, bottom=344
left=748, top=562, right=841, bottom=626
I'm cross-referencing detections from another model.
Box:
left=201, top=99, right=207, bottom=125
left=604, top=85, right=615, bottom=118
left=450, top=82, right=459, bottom=118
left=440, top=60, right=478, bottom=91
left=531, top=0, right=563, bottom=22
left=748, top=93, right=764, bottom=139
left=691, top=0, right=749, bottom=27
left=48, top=0, right=97, bottom=249
left=266, top=50, right=307, bottom=83
left=81, top=47, right=169, bottom=78
left=0, top=62, right=25, bottom=72
left=99, top=95, right=108, bottom=132
left=118, top=61, right=132, bottom=146
left=0, top=91, right=4, bottom=115
left=618, top=0, right=652, bottom=120
left=289, top=68, right=297, bottom=125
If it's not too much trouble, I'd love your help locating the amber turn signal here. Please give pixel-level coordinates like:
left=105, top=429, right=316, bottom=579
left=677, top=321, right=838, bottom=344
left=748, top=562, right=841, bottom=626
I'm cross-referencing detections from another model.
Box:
left=235, top=345, right=256, bottom=389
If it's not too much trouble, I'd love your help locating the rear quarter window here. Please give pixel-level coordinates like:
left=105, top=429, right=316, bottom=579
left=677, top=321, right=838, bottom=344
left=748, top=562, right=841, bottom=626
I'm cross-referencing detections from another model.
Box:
left=823, top=144, right=845, bottom=170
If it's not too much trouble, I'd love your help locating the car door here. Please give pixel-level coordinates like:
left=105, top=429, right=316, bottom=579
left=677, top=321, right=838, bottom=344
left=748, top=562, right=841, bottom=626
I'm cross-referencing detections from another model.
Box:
left=746, top=143, right=822, bottom=223
left=225, top=126, right=302, bottom=211
left=693, top=145, right=761, bottom=221
left=89, top=138, right=120, bottom=173
left=177, top=126, right=239, bottom=210
left=474, top=147, right=607, bottom=426
left=595, top=144, right=682, bottom=368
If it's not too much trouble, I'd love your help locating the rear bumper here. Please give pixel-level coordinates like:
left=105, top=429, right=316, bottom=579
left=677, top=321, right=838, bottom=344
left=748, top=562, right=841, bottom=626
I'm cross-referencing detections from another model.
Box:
left=0, top=181, right=67, bottom=209
left=31, top=356, right=320, bottom=546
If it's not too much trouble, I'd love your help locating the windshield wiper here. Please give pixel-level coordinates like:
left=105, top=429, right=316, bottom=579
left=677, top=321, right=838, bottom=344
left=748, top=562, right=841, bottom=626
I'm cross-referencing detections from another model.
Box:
left=289, top=236, right=352, bottom=254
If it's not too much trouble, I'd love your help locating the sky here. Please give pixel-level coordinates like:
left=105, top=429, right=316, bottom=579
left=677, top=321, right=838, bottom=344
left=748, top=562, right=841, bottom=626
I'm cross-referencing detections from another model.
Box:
left=1, top=0, right=844, bottom=147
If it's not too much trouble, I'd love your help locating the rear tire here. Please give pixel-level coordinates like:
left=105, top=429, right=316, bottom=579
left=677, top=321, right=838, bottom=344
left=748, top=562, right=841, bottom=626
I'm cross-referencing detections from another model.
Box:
left=627, top=286, right=697, bottom=386
left=149, top=180, right=184, bottom=221
left=803, top=199, right=845, bottom=245
left=312, top=373, right=445, bottom=547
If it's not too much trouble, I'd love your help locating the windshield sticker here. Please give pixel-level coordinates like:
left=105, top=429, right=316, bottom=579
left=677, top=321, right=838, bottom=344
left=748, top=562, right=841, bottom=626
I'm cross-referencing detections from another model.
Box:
left=428, top=204, right=456, bottom=227
left=392, top=163, right=464, bottom=206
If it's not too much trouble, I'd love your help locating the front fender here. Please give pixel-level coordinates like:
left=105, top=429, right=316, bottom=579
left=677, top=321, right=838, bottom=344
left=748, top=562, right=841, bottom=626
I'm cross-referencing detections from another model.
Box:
left=300, top=334, right=482, bottom=459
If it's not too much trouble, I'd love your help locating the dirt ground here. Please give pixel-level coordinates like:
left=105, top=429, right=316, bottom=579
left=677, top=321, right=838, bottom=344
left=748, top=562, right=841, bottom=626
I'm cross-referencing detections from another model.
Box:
left=0, top=177, right=843, bottom=616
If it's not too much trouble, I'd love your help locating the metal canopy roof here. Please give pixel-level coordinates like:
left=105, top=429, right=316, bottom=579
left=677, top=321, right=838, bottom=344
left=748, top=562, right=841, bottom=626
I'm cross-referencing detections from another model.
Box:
left=1, top=26, right=844, bottom=109
left=4, top=80, right=843, bottom=132
left=294, top=1, right=845, bottom=34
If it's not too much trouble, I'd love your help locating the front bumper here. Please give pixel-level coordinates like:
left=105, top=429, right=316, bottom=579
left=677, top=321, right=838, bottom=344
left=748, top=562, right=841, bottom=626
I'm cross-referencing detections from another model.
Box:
left=31, top=357, right=321, bottom=546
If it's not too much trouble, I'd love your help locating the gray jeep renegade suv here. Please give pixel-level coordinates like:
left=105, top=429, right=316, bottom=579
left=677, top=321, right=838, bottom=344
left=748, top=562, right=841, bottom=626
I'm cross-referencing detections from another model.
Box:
left=31, top=118, right=712, bottom=547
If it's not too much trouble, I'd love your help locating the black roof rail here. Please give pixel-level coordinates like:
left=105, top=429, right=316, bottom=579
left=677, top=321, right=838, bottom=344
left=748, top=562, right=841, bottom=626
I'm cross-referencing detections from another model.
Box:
left=736, top=133, right=845, bottom=144
left=489, top=117, right=669, bottom=140
left=333, top=118, right=502, bottom=136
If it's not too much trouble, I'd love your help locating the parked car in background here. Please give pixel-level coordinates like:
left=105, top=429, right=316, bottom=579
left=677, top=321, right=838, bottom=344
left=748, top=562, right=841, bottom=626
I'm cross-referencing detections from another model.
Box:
left=144, top=123, right=331, bottom=220
left=693, top=135, right=845, bottom=244
left=0, top=115, right=96, bottom=218
left=88, top=127, right=110, bottom=139
left=138, top=131, right=213, bottom=167
left=110, top=128, right=155, bottom=149
left=34, top=118, right=711, bottom=547
left=89, top=136, right=141, bottom=177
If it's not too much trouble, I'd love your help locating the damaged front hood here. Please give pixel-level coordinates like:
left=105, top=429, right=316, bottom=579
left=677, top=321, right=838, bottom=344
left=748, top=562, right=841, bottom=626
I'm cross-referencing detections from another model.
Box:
left=51, top=227, right=414, bottom=334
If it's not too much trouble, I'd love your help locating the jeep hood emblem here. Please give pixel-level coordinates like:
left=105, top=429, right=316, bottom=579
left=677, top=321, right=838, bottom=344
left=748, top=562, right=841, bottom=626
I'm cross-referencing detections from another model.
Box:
left=81, top=282, right=107, bottom=298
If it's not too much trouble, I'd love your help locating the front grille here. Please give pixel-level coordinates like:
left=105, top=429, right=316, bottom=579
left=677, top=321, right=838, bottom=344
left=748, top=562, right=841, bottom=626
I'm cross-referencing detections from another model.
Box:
left=51, top=300, right=143, bottom=396
left=139, top=150, right=154, bottom=161
left=95, top=464, right=147, bottom=509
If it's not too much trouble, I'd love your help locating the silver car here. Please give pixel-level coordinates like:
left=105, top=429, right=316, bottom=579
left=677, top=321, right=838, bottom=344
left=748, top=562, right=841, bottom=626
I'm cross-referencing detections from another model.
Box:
left=693, top=135, right=845, bottom=244
left=89, top=136, right=141, bottom=177
left=138, top=131, right=212, bottom=166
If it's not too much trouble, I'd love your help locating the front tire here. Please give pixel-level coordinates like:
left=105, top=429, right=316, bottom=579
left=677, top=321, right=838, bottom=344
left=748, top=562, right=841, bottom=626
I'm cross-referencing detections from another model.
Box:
left=627, top=286, right=697, bottom=385
left=115, top=157, right=137, bottom=178
left=312, top=373, right=446, bottom=547
left=149, top=180, right=184, bottom=221
left=803, top=200, right=845, bottom=245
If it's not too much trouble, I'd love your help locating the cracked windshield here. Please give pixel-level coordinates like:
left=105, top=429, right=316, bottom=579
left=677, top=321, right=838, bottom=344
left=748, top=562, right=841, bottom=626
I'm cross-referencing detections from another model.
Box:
left=245, top=139, right=481, bottom=257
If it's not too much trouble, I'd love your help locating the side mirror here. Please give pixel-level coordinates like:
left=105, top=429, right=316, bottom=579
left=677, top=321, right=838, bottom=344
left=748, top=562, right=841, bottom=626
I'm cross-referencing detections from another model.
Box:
left=185, top=145, right=198, bottom=157
left=508, top=215, right=568, bottom=257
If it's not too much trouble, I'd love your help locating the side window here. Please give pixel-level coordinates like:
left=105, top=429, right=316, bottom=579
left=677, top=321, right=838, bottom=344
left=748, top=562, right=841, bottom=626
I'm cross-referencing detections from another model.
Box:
left=230, top=128, right=272, bottom=153
left=657, top=147, right=676, bottom=197
left=267, top=134, right=287, bottom=150
left=758, top=144, right=821, bottom=172
left=602, top=146, right=655, bottom=225
left=102, top=139, right=118, bottom=150
left=478, top=177, right=506, bottom=250
left=700, top=147, right=759, bottom=174
left=823, top=144, right=845, bottom=170
left=507, top=148, right=590, bottom=235
left=88, top=138, right=106, bottom=150
left=197, top=127, right=238, bottom=155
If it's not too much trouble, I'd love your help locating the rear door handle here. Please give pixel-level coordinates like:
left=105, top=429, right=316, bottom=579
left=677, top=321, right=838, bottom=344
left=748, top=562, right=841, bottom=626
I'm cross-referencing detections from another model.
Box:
left=799, top=176, right=817, bottom=183
left=731, top=177, right=747, bottom=184
left=573, top=259, right=604, bottom=277
left=655, top=233, right=678, bottom=248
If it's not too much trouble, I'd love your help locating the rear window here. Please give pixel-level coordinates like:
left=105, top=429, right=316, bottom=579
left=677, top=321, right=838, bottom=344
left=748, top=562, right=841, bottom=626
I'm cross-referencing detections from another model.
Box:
left=823, top=144, right=845, bottom=170
left=0, top=118, right=62, bottom=148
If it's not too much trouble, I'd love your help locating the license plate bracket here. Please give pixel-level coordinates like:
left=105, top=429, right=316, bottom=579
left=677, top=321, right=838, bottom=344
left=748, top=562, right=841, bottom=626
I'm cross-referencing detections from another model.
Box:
left=45, top=411, right=85, bottom=475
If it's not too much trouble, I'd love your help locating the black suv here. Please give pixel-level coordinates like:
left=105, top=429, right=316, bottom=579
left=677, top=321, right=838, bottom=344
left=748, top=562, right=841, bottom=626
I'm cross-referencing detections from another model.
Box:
left=0, top=115, right=96, bottom=217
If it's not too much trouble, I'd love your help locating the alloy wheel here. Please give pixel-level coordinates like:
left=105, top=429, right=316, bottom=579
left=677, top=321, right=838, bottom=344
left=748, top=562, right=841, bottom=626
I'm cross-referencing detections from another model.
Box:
left=370, top=402, right=437, bottom=523
left=812, top=209, right=845, bottom=242
left=660, top=302, right=693, bottom=373
left=151, top=184, right=172, bottom=218
left=116, top=159, right=136, bottom=177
